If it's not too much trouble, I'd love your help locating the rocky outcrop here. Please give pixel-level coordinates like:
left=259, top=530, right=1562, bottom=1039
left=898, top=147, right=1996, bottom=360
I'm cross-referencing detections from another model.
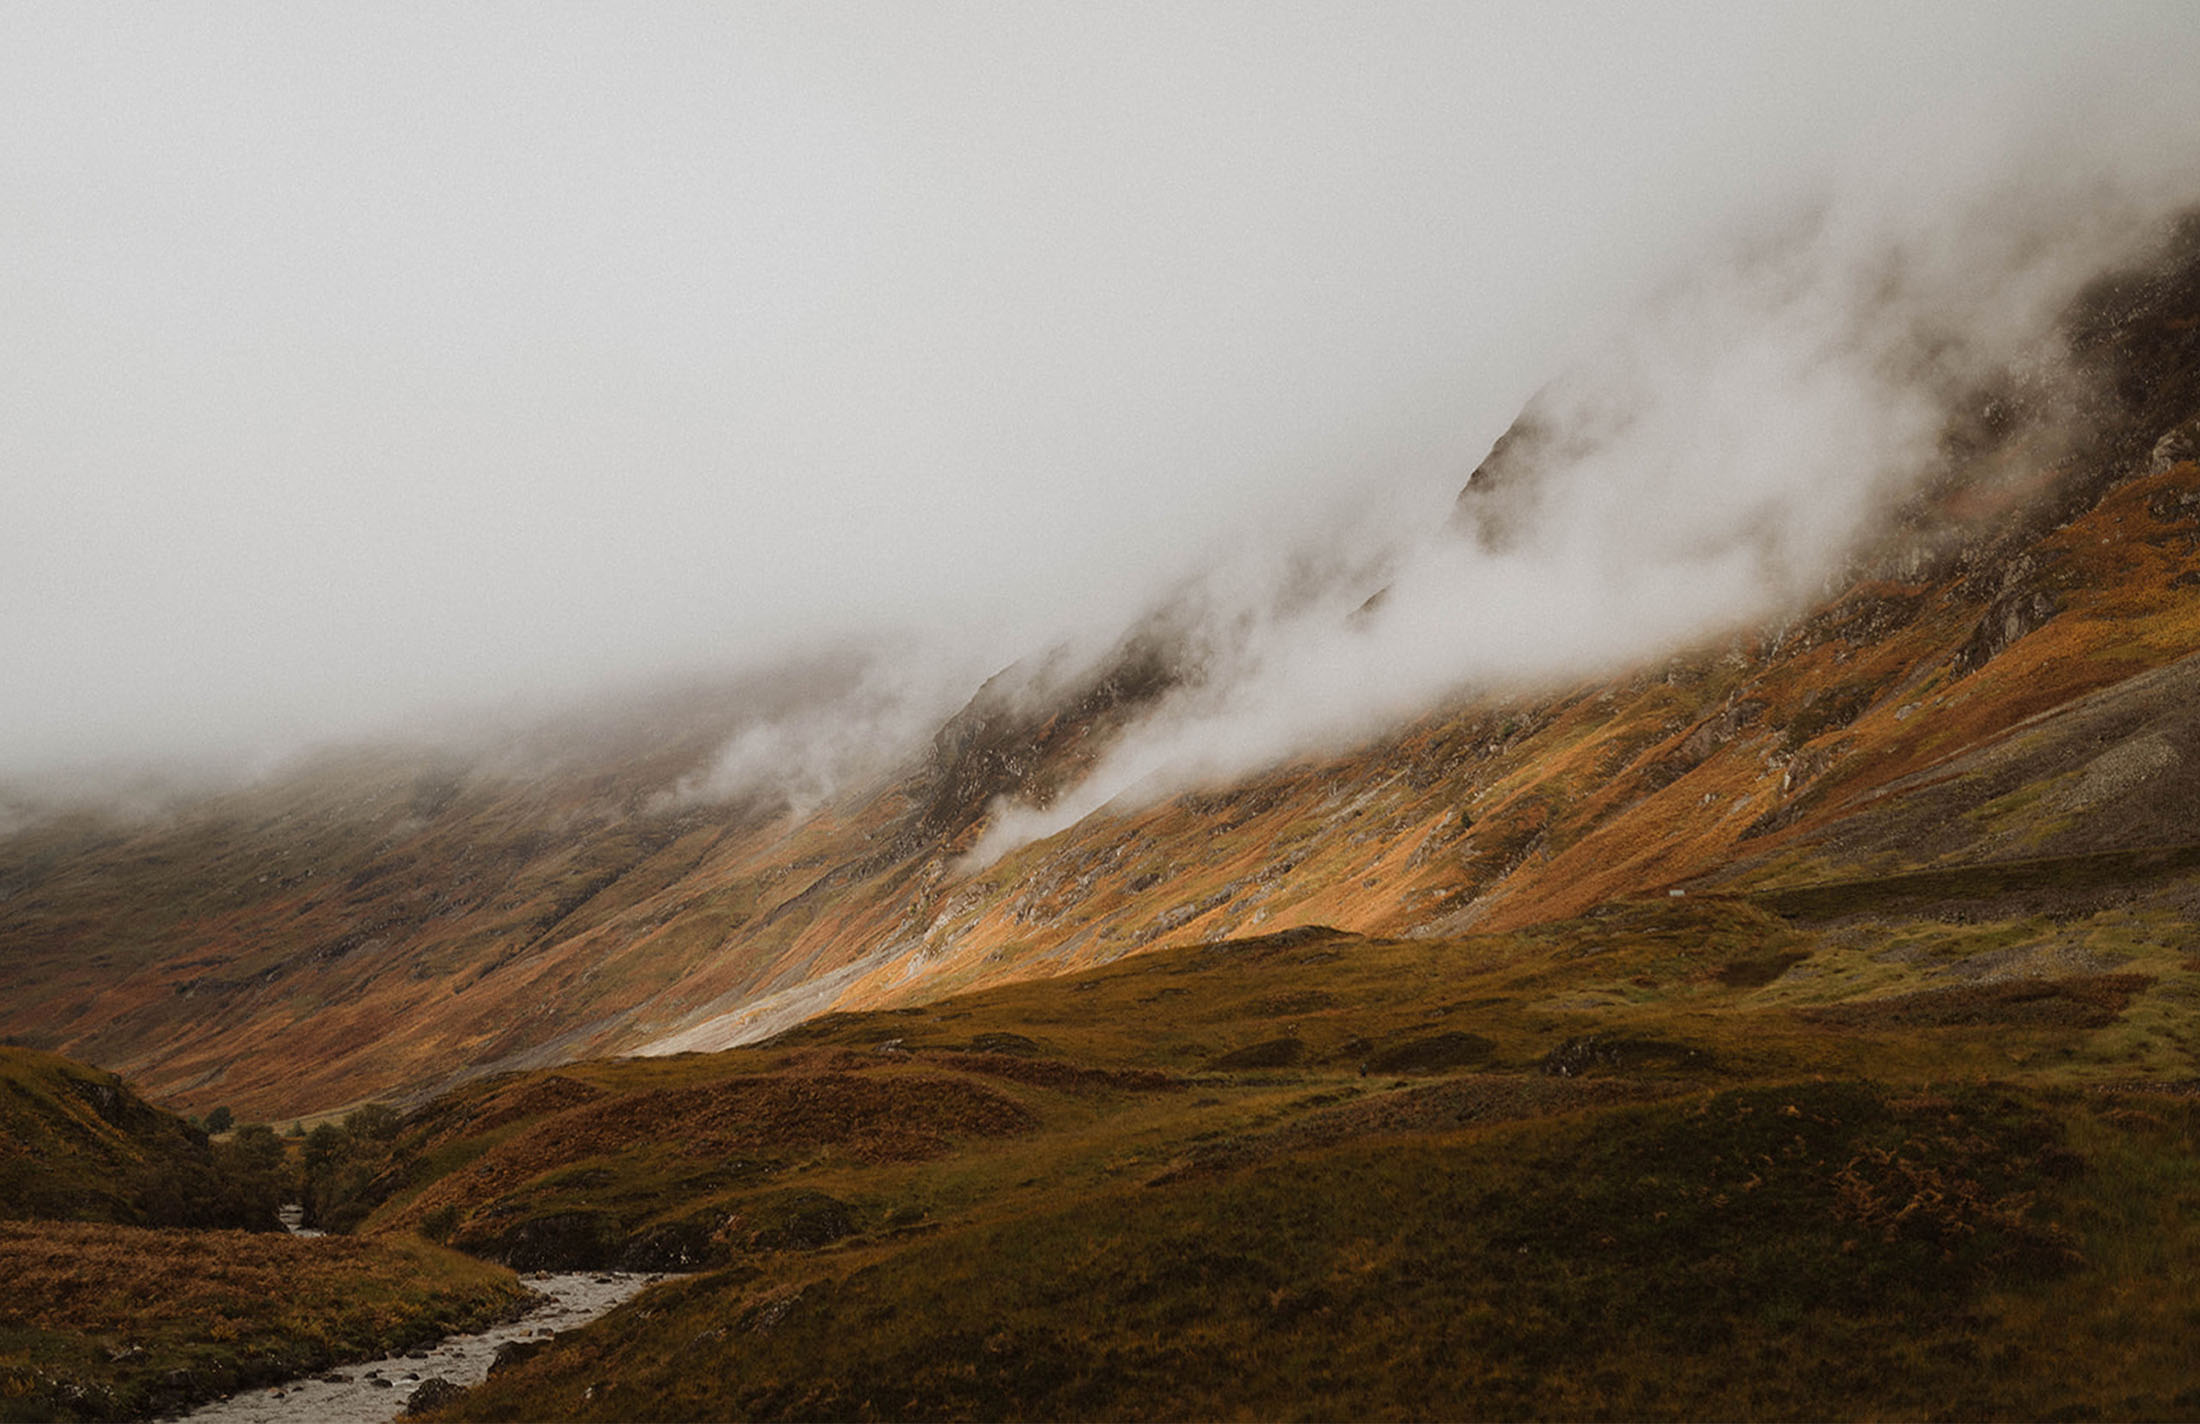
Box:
left=1449, top=413, right=1565, bottom=553
left=1953, top=580, right=2061, bottom=675
left=1646, top=696, right=1768, bottom=788
left=2147, top=419, right=2200, bottom=477
left=909, top=632, right=1183, bottom=846
left=406, top=1376, right=467, bottom=1413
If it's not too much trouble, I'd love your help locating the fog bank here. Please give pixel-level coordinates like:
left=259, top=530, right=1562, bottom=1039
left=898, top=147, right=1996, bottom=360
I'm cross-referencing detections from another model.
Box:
left=6, top=4, right=2197, bottom=799
left=972, top=158, right=2200, bottom=861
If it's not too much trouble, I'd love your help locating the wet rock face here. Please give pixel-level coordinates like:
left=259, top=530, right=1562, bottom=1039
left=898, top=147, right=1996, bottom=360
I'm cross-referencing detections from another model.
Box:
left=1949, top=544, right=2068, bottom=678
left=1953, top=583, right=2061, bottom=675
left=617, top=1215, right=721, bottom=1272
left=69, top=1078, right=124, bottom=1118
left=462, top=1206, right=727, bottom=1273
left=405, top=1377, right=465, bottom=1414
left=61, top=1072, right=172, bottom=1138
left=494, top=1211, right=623, bottom=1272
left=913, top=638, right=1182, bottom=845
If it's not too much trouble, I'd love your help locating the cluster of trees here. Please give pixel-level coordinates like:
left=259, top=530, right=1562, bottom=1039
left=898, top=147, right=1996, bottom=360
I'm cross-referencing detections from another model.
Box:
left=302, top=1103, right=402, bottom=1232
left=132, top=1122, right=292, bottom=1230
left=120, top=1101, right=405, bottom=1233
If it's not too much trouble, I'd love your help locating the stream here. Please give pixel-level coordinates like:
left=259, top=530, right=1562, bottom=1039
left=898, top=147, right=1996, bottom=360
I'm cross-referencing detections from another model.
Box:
left=175, top=1269, right=666, bottom=1423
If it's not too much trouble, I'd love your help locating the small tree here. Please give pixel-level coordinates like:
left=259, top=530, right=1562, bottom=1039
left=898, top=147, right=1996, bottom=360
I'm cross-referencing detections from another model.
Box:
left=204, top=1105, right=234, bottom=1134
left=232, top=1123, right=287, bottom=1171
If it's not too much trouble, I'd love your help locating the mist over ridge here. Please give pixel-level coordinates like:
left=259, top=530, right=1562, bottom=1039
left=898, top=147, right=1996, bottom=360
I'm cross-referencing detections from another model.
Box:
left=965, top=168, right=2200, bottom=862
left=6, top=4, right=2199, bottom=807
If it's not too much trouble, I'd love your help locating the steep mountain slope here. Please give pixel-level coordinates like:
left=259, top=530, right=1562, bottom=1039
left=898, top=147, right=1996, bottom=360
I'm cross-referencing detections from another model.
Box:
left=3, top=215, right=2198, bottom=1124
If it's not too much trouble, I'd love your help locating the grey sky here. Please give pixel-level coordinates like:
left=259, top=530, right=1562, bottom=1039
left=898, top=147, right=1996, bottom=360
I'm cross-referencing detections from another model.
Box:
left=5, top=3, right=2197, bottom=779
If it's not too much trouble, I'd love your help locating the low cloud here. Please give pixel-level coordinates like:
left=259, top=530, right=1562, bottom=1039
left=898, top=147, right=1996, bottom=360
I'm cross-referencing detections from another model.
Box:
left=6, top=7, right=2198, bottom=827
left=968, top=154, right=2199, bottom=865
left=660, top=646, right=981, bottom=818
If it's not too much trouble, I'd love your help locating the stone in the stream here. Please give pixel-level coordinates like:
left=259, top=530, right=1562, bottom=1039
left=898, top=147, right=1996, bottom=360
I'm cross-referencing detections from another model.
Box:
left=370, top=1377, right=394, bottom=1389
left=407, top=1351, right=429, bottom=1359
left=406, top=1378, right=466, bottom=1414
left=320, top=1373, right=350, bottom=1384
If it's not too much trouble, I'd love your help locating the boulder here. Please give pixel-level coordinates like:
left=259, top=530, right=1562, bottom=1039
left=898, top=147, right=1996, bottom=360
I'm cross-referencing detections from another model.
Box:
left=406, top=1377, right=467, bottom=1414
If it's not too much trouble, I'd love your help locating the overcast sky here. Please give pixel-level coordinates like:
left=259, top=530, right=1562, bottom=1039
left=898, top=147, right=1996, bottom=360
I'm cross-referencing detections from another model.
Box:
left=6, top=2, right=2198, bottom=781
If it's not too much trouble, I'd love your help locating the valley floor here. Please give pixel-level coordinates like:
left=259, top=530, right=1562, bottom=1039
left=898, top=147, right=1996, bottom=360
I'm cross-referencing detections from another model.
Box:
left=181, top=1269, right=664, bottom=1424
left=8, top=869, right=2200, bottom=1421
left=309, top=899, right=2200, bottom=1421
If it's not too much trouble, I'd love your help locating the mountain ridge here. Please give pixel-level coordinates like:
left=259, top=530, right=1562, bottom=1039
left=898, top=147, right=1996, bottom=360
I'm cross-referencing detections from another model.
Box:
left=3, top=211, right=2198, bottom=1122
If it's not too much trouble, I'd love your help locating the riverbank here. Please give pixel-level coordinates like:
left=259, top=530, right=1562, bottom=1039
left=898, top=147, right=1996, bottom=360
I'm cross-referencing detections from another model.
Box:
left=0, top=1222, right=524, bottom=1422
left=178, top=1271, right=667, bottom=1423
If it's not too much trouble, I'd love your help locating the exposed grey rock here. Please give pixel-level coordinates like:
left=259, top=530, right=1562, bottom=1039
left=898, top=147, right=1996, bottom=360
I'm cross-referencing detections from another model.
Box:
left=405, top=1377, right=466, bottom=1414
left=2146, top=419, right=2199, bottom=476
left=2057, top=731, right=2182, bottom=813
left=1953, top=583, right=2060, bottom=674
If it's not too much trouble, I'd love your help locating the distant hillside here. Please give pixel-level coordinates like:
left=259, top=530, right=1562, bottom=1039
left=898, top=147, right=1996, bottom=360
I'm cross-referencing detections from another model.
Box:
left=2, top=215, right=2198, bottom=1123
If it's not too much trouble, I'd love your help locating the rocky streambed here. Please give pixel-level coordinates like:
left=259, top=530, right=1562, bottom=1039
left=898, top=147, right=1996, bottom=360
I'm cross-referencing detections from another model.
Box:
left=176, top=1270, right=665, bottom=1423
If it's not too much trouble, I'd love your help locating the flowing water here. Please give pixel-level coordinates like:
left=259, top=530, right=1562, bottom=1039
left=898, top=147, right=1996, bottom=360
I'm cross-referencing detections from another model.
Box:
left=272, top=1204, right=320, bottom=1238
left=176, top=1270, right=666, bottom=1423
